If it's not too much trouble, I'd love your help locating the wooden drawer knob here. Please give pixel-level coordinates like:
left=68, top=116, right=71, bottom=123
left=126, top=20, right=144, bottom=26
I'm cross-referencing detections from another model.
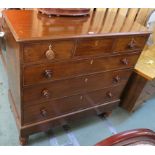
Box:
left=44, top=69, right=52, bottom=79
left=128, top=39, right=137, bottom=49
left=42, top=89, right=50, bottom=98
left=45, top=44, right=55, bottom=60
left=106, top=92, right=113, bottom=98
left=121, top=58, right=128, bottom=65
left=113, top=75, right=121, bottom=83
left=40, top=108, right=47, bottom=117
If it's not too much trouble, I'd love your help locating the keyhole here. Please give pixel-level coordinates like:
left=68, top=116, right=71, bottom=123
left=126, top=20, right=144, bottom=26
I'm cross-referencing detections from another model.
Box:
left=90, top=59, right=94, bottom=65
left=85, top=78, right=88, bottom=83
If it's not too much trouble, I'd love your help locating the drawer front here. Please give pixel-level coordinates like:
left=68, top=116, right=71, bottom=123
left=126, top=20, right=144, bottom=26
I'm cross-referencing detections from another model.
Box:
left=23, top=53, right=140, bottom=86
left=75, top=37, right=114, bottom=57
left=23, top=84, right=125, bottom=124
left=23, top=69, right=132, bottom=104
left=113, top=35, right=148, bottom=52
left=23, top=40, right=75, bottom=63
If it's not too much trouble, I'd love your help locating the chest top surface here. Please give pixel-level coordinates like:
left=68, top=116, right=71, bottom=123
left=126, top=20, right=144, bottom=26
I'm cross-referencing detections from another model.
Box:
left=2, top=9, right=150, bottom=42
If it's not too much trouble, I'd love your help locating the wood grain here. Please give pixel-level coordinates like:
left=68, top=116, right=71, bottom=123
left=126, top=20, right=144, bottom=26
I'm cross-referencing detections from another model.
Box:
left=23, top=84, right=126, bottom=124
left=2, top=9, right=150, bottom=145
left=23, top=53, right=140, bottom=86
left=2, top=10, right=149, bottom=42
left=23, top=69, right=132, bottom=105
left=23, top=40, right=75, bottom=63
left=120, top=72, right=148, bottom=112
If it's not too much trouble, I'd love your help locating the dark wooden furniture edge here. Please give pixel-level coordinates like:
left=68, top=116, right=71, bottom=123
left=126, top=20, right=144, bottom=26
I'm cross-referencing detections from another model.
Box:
left=38, top=8, right=91, bottom=16
left=95, top=128, right=155, bottom=146
left=11, top=32, right=152, bottom=43
left=120, top=72, right=148, bottom=112
left=2, top=11, right=151, bottom=42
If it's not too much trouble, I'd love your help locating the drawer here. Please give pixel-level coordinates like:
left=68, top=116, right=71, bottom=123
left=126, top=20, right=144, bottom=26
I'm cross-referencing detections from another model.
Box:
left=23, top=40, right=75, bottom=63
left=23, top=53, right=140, bottom=86
left=113, top=35, right=148, bottom=52
left=23, top=84, right=125, bottom=124
left=23, top=69, right=132, bottom=104
left=75, top=37, right=114, bottom=57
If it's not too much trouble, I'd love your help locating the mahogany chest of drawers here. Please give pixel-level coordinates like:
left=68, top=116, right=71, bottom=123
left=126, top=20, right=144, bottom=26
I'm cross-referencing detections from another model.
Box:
left=1, top=10, right=150, bottom=145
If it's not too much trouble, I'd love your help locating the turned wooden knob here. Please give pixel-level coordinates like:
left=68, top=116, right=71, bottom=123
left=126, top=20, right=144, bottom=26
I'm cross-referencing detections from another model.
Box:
left=45, top=44, right=55, bottom=60
left=42, top=89, right=50, bottom=98
left=121, top=58, right=128, bottom=65
left=40, top=108, right=47, bottom=117
left=106, top=91, right=113, bottom=98
left=128, top=39, right=137, bottom=49
left=113, top=75, right=120, bottom=83
left=44, top=69, right=52, bottom=79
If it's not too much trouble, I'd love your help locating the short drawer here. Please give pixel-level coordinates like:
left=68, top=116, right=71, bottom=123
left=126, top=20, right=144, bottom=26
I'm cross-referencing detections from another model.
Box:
left=113, top=35, right=148, bottom=52
left=23, top=52, right=140, bottom=86
left=75, top=37, right=114, bottom=57
left=23, top=40, right=75, bottom=63
left=23, top=84, right=125, bottom=124
left=23, top=69, right=132, bottom=104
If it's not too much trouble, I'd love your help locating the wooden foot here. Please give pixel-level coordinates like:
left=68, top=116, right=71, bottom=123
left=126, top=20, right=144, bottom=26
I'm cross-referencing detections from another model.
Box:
left=19, top=136, right=28, bottom=146
left=103, top=111, right=112, bottom=117
left=97, top=111, right=112, bottom=118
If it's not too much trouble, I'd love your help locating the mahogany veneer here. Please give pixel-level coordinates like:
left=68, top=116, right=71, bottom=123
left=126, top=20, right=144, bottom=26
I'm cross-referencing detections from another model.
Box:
left=95, top=128, right=155, bottom=146
left=1, top=9, right=150, bottom=145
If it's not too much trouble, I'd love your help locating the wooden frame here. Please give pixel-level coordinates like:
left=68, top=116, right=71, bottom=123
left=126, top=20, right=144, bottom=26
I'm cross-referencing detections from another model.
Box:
left=95, top=128, right=155, bottom=146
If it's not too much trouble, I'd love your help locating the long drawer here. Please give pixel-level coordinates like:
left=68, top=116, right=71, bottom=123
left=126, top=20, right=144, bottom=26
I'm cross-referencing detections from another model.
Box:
left=23, top=69, right=132, bottom=105
left=23, top=52, right=140, bottom=86
left=23, top=84, right=125, bottom=124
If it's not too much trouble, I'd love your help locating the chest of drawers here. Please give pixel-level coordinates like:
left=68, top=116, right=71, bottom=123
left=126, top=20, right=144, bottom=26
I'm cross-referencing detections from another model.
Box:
left=1, top=10, right=150, bottom=145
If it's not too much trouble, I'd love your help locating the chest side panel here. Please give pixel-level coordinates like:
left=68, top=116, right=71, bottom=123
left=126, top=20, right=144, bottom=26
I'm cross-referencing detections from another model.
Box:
left=3, top=18, right=22, bottom=121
